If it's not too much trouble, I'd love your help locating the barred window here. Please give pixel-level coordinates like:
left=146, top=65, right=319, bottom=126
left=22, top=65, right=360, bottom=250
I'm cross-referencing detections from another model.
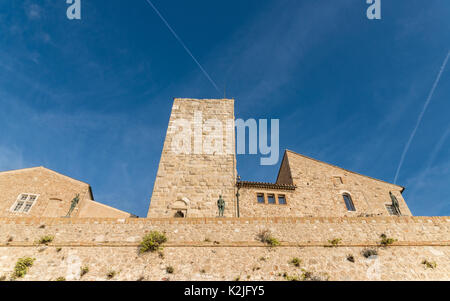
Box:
left=11, top=194, right=39, bottom=213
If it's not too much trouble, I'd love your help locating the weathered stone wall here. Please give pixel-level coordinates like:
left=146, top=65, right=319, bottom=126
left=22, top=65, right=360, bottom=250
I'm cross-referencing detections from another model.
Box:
left=0, top=167, right=92, bottom=218
left=263, top=151, right=412, bottom=217
left=77, top=200, right=131, bottom=219
left=0, top=216, right=448, bottom=281
left=238, top=187, right=296, bottom=217
left=237, top=151, right=411, bottom=218
left=148, top=98, right=237, bottom=218
left=0, top=167, right=131, bottom=219
left=1, top=245, right=448, bottom=281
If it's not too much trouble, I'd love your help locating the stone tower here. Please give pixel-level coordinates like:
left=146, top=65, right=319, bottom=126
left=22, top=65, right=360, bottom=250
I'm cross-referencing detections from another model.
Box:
left=147, top=98, right=237, bottom=218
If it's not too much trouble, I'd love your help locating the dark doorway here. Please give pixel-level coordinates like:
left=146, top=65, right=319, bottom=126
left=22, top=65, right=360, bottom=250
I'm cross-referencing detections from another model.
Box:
left=174, top=211, right=185, bottom=218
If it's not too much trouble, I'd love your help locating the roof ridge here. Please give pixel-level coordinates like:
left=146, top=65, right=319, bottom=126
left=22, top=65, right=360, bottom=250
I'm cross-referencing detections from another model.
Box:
left=285, top=149, right=405, bottom=191
left=0, top=166, right=91, bottom=187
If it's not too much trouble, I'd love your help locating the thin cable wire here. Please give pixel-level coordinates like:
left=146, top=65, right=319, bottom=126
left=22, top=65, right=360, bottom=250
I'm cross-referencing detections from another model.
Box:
left=144, top=0, right=221, bottom=95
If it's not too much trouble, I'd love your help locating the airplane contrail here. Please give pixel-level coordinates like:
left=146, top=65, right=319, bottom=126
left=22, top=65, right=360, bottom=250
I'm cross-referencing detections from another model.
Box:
left=144, top=0, right=221, bottom=95
left=409, top=126, right=450, bottom=197
left=394, top=51, right=450, bottom=184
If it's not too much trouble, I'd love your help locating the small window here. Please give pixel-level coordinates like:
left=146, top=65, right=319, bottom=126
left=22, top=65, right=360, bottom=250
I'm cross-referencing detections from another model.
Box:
left=267, top=194, right=276, bottom=204
left=257, top=193, right=265, bottom=204
left=278, top=195, right=287, bottom=205
left=343, top=193, right=355, bottom=211
left=385, top=204, right=399, bottom=216
left=11, top=194, right=39, bottom=213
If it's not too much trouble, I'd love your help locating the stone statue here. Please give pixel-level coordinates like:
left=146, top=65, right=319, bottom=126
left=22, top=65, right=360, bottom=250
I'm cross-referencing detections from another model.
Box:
left=217, top=195, right=225, bottom=217
left=65, top=194, right=80, bottom=217
left=389, top=191, right=401, bottom=216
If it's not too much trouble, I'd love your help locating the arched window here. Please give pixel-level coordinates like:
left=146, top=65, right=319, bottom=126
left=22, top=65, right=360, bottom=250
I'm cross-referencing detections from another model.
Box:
left=343, top=193, right=355, bottom=211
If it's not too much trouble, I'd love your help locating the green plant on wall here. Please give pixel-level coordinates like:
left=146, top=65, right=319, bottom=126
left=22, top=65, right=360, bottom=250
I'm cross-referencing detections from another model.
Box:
left=37, top=235, right=54, bottom=245
left=300, top=269, right=330, bottom=281
left=139, top=231, right=167, bottom=253
left=289, top=257, right=302, bottom=267
left=379, top=234, right=397, bottom=246
left=421, top=260, right=437, bottom=269
left=257, top=229, right=280, bottom=247
left=80, top=266, right=89, bottom=277
left=283, top=273, right=300, bottom=281
left=13, top=257, right=35, bottom=278
left=327, top=238, right=342, bottom=247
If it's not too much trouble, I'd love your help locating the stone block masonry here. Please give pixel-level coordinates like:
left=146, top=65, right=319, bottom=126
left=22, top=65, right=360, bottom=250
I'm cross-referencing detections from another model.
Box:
left=148, top=98, right=237, bottom=218
left=0, top=216, right=448, bottom=280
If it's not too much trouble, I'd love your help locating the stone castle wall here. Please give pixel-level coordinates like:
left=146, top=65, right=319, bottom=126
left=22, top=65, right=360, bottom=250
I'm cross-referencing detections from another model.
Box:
left=0, top=167, right=131, bottom=219
left=235, top=151, right=412, bottom=218
left=238, top=186, right=297, bottom=217
left=0, top=167, right=91, bottom=218
left=148, top=98, right=237, bottom=218
left=0, top=216, right=448, bottom=281
left=263, top=151, right=413, bottom=217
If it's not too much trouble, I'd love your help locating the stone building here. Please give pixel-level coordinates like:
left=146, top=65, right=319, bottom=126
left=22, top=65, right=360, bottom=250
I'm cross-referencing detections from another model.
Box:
left=148, top=98, right=237, bottom=218
left=0, top=166, right=132, bottom=218
left=0, top=97, right=448, bottom=281
left=148, top=98, right=411, bottom=218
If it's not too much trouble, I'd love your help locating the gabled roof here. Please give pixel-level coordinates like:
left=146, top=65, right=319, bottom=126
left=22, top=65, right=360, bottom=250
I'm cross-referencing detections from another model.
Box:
left=0, top=166, right=94, bottom=197
left=275, top=151, right=293, bottom=185
left=284, top=150, right=405, bottom=192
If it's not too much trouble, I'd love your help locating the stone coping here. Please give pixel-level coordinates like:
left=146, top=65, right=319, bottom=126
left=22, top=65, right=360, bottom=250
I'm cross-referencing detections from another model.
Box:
left=0, top=216, right=448, bottom=225
left=1, top=241, right=449, bottom=248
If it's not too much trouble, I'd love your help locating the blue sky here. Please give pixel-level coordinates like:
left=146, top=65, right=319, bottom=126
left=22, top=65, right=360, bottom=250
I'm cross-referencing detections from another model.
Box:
left=0, top=0, right=449, bottom=217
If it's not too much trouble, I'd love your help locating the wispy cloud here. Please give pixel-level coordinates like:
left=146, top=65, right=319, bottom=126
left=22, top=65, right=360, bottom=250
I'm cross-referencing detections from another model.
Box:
left=407, top=126, right=450, bottom=196
left=25, top=3, right=42, bottom=20
left=394, top=50, right=450, bottom=184
left=0, top=145, right=26, bottom=171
